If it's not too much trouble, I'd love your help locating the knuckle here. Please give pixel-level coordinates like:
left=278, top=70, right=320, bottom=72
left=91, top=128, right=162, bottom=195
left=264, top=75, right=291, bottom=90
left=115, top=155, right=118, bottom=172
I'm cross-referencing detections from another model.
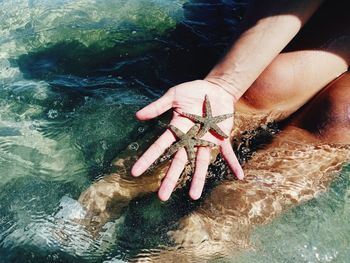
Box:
left=152, top=141, right=165, bottom=155
left=221, top=145, right=232, bottom=156
left=154, top=103, right=162, bottom=116
left=168, top=87, right=175, bottom=98
left=193, top=174, right=205, bottom=184
left=196, top=157, right=208, bottom=165
left=173, top=155, right=187, bottom=165
left=142, top=154, right=153, bottom=165
left=164, top=175, right=178, bottom=186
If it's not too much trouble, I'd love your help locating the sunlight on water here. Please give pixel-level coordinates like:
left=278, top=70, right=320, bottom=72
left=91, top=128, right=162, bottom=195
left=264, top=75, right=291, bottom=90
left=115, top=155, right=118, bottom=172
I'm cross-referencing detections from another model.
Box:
left=223, top=165, right=350, bottom=263
left=0, top=0, right=187, bottom=261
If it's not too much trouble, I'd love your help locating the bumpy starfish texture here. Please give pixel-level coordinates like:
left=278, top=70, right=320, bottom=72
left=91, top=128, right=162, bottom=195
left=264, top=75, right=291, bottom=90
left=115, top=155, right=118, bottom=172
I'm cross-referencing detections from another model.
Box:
left=161, top=124, right=216, bottom=167
left=181, top=95, right=233, bottom=138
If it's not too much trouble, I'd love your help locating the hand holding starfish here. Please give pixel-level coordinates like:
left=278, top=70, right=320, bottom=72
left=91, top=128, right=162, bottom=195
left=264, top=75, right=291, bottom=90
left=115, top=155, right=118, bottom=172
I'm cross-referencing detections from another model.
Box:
left=131, top=80, right=244, bottom=201
left=161, top=124, right=216, bottom=168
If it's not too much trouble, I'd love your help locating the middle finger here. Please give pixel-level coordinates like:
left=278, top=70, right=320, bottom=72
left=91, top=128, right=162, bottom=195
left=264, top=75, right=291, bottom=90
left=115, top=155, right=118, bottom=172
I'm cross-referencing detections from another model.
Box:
left=158, top=148, right=187, bottom=201
left=189, top=147, right=210, bottom=200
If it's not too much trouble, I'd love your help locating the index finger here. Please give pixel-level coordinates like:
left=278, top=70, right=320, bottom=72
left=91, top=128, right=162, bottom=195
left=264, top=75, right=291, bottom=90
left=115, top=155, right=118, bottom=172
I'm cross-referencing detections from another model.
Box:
left=136, top=88, right=175, bottom=120
left=131, top=129, right=176, bottom=177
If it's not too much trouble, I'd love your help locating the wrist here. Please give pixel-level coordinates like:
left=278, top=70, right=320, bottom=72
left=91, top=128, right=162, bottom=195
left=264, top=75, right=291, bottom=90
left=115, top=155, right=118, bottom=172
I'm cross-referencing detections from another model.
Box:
left=204, top=74, right=242, bottom=103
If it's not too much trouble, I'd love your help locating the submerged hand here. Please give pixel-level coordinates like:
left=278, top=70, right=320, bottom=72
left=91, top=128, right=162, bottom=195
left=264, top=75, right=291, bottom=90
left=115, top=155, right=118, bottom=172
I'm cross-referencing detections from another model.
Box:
left=131, top=80, right=244, bottom=201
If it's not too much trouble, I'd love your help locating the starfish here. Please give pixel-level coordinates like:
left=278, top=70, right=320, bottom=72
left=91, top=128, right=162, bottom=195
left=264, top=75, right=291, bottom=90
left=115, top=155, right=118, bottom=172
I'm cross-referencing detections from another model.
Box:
left=180, top=95, right=233, bottom=139
left=161, top=124, right=216, bottom=167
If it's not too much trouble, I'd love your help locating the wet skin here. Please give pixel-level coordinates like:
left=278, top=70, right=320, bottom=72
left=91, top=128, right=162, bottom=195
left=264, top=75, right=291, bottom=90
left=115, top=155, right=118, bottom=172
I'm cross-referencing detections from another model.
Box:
left=160, top=73, right=350, bottom=261
left=78, top=71, right=350, bottom=261
left=161, top=124, right=215, bottom=169
left=77, top=1, right=350, bottom=259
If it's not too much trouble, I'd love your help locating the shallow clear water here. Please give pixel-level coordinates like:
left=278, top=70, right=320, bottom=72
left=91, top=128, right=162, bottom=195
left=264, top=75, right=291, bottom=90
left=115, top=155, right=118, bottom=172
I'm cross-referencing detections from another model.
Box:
left=0, top=0, right=349, bottom=262
left=224, top=164, right=350, bottom=263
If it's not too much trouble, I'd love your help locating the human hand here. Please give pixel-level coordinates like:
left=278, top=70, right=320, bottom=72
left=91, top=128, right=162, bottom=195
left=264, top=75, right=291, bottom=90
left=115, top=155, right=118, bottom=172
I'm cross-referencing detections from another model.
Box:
left=131, top=80, right=244, bottom=201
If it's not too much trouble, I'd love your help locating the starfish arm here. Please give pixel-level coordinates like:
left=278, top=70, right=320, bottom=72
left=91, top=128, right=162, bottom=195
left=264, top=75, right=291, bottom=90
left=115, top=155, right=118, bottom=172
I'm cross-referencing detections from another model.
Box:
left=204, top=95, right=212, bottom=117
left=162, top=142, right=182, bottom=161
left=187, top=124, right=201, bottom=137
left=210, top=123, right=229, bottom=138
left=196, top=125, right=210, bottom=138
left=213, top=113, right=233, bottom=123
left=181, top=112, right=205, bottom=123
left=168, top=125, right=185, bottom=138
left=185, top=144, right=196, bottom=167
left=195, top=139, right=216, bottom=148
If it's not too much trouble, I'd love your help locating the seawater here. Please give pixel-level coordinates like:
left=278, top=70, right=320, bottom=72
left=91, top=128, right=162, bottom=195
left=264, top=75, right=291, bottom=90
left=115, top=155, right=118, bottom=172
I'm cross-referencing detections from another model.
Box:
left=0, top=0, right=349, bottom=262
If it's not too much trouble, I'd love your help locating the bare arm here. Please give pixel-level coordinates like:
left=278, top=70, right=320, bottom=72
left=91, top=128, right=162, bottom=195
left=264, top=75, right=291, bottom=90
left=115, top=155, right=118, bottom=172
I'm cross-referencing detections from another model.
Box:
left=206, top=0, right=324, bottom=101
left=131, top=0, right=324, bottom=201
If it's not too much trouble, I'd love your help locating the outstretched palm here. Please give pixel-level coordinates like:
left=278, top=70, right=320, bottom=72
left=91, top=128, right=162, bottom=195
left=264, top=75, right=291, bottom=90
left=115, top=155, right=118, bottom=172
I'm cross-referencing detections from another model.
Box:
left=131, top=80, right=244, bottom=201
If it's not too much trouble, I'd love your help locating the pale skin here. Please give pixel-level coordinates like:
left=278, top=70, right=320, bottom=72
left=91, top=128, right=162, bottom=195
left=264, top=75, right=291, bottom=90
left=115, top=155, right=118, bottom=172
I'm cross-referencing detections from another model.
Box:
left=77, top=1, right=350, bottom=248
left=131, top=0, right=348, bottom=201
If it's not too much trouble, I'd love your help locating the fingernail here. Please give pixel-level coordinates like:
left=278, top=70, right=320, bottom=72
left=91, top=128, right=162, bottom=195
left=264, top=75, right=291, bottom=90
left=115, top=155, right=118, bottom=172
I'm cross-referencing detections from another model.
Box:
left=158, top=191, right=170, bottom=202
left=237, top=172, right=244, bottom=180
left=131, top=166, right=141, bottom=177
left=135, top=111, right=142, bottom=119
left=189, top=191, right=200, bottom=200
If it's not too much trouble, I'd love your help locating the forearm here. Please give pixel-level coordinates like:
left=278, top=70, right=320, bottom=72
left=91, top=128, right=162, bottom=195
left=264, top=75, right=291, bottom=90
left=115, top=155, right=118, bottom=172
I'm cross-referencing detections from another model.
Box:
left=206, top=0, right=324, bottom=102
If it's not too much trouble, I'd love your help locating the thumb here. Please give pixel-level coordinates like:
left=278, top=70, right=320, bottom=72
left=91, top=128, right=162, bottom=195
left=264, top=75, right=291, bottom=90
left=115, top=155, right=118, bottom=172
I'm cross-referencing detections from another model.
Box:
left=136, top=88, right=174, bottom=120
